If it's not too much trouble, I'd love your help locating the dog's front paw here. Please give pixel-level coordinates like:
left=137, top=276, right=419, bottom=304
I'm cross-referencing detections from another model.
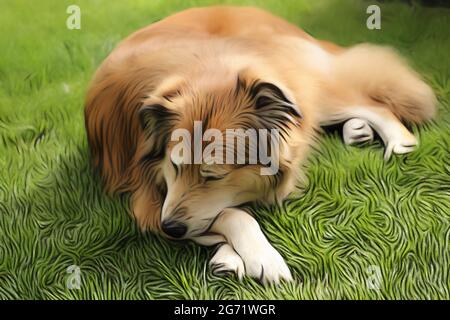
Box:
left=209, top=243, right=245, bottom=280
left=343, top=118, right=374, bottom=146
left=241, top=245, right=293, bottom=285
left=384, top=130, right=418, bottom=160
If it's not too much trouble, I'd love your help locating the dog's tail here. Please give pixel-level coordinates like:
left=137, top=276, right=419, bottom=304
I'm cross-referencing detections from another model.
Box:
left=334, top=43, right=437, bottom=123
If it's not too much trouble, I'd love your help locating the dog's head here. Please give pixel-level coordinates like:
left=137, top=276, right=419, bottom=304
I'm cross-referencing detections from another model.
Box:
left=137, top=74, right=305, bottom=239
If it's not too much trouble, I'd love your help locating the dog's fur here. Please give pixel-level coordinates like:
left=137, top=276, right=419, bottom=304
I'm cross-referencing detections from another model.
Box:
left=85, top=6, right=436, bottom=283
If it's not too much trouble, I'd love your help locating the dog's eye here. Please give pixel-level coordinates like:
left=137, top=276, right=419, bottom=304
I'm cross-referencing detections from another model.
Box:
left=201, top=170, right=226, bottom=182
left=204, top=175, right=224, bottom=182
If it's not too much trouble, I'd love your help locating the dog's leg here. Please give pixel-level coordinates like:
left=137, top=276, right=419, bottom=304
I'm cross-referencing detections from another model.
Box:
left=191, top=231, right=246, bottom=279
left=209, top=208, right=293, bottom=284
left=322, top=106, right=418, bottom=160
left=209, top=243, right=245, bottom=279
left=342, top=118, right=374, bottom=146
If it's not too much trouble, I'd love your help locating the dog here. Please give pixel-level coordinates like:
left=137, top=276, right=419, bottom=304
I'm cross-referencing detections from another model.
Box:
left=85, top=6, right=436, bottom=284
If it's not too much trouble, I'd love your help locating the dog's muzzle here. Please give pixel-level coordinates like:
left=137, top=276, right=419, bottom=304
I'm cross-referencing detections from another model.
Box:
left=161, top=220, right=187, bottom=238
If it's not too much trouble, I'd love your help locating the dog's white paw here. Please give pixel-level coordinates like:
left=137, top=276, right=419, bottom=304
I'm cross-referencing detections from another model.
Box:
left=384, top=130, right=418, bottom=160
left=343, top=118, right=374, bottom=145
left=241, top=245, right=293, bottom=285
left=209, top=244, right=245, bottom=280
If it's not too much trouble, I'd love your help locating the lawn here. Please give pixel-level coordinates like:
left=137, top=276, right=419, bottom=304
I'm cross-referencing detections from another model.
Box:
left=0, top=0, right=449, bottom=299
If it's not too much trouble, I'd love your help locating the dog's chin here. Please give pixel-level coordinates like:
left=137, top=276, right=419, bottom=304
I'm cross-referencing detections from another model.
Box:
left=198, top=230, right=222, bottom=238
left=188, top=221, right=221, bottom=239
left=188, top=227, right=214, bottom=239
left=165, top=212, right=225, bottom=240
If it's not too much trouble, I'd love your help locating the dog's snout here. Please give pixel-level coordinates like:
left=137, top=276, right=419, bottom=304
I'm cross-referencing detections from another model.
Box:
left=161, top=220, right=187, bottom=238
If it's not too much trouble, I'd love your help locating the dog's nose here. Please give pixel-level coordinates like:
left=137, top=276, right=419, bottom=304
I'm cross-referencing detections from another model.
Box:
left=161, top=220, right=187, bottom=238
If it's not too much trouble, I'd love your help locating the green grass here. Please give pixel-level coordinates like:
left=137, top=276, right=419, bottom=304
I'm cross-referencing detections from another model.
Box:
left=0, top=0, right=449, bottom=299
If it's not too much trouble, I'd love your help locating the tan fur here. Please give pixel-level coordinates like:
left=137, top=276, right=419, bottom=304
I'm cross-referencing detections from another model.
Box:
left=85, top=6, right=436, bottom=233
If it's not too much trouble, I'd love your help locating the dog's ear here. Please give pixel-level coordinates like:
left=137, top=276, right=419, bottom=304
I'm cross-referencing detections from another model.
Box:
left=138, top=104, right=179, bottom=159
left=250, top=82, right=302, bottom=129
